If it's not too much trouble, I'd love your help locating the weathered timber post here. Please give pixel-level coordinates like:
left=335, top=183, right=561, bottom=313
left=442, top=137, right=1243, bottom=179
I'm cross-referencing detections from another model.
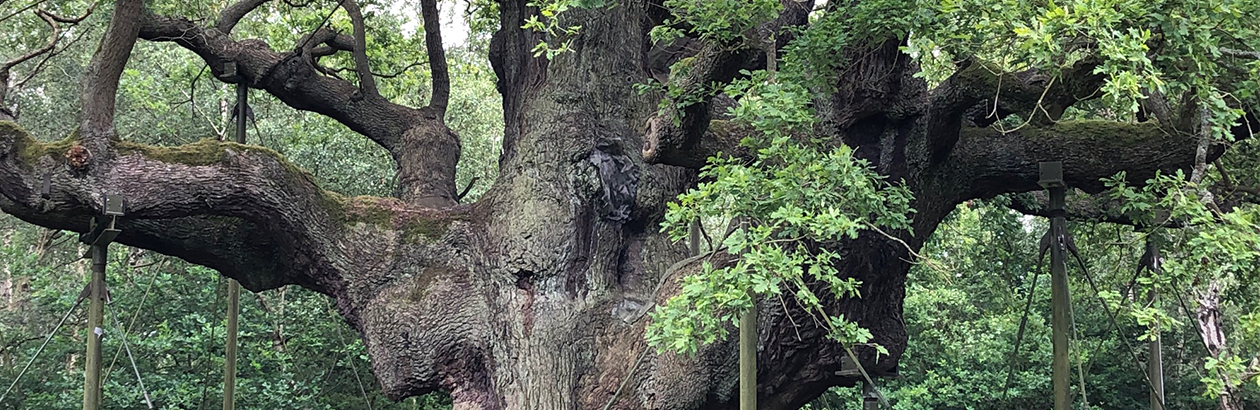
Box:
left=1145, top=239, right=1164, bottom=410
left=740, top=304, right=756, bottom=410
left=1039, top=161, right=1071, bottom=410
left=221, top=63, right=247, bottom=410
left=80, top=195, right=123, bottom=410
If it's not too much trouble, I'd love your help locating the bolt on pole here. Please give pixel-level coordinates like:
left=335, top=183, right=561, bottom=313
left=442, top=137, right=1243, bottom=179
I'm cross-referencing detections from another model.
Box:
left=1039, top=162, right=1071, bottom=410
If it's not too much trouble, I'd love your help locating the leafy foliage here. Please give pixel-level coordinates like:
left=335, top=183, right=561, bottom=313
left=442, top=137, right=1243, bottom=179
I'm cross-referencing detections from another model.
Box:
left=647, top=67, right=915, bottom=354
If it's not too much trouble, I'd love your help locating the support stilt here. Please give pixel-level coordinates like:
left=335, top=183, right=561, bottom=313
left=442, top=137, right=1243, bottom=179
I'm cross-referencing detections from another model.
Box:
left=1039, top=162, right=1071, bottom=410
left=739, top=304, right=756, bottom=410
left=1145, top=240, right=1164, bottom=410
left=80, top=195, right=122, bottom=410
left=223, top=80, right=247, bottom=410
left=862, top=381, right=879, bottom=410
left=83, top=245, right=105, bottom=410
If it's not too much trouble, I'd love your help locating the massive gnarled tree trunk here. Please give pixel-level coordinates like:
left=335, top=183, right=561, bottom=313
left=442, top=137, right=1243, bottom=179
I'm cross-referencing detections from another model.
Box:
left=0, top=0, right=1246, bottom=409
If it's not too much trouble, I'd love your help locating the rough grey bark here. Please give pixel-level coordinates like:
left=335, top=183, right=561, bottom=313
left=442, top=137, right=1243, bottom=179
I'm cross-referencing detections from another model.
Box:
left=0, top=0, right=1253, bottom=409
left=79, top=0, right=143, bottom=144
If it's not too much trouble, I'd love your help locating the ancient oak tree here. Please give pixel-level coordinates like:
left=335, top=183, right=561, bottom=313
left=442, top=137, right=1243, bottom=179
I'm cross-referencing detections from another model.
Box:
left=1, top=0, right=1257, bottom=409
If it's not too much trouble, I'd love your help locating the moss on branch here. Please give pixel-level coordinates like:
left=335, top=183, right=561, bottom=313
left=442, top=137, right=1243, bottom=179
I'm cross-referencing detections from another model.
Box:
left=960, top=119, right=1167, bottom=143
left=0, top=121, right=79, bottom=169
left=340, top=195, right=470, bottom=242
left=3, top=120, right=468, bottom=244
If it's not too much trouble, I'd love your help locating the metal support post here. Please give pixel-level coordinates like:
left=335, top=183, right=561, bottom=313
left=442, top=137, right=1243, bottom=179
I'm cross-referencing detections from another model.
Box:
left=862, top=381, right=879, bottom=410
left=1039, top=162, right=1071, bottom=410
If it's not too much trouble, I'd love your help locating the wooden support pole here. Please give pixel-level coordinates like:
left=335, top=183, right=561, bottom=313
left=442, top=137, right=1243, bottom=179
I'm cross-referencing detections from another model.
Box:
left=83, top=244, right=106, bottom=410
left=1049, top=197, right=1071, bottom=410
left=1146, top=240, right=1164, bottom=410
left=79, top=196, right=121, bottom=410
left=223, top=81, right=247, bottom=410
left=1149, top=289, right=1164, bottom=410
left=688, top=218, right=701, bottom=255
left=223, top=280, right=239, bottom=410
left=739, top=303, right=756, bottom=410
left=1040, top=162, right=1071, bottom=410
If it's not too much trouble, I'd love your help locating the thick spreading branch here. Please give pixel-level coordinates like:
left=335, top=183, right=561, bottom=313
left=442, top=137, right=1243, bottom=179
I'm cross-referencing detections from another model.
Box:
left=340, top=0, right=378, bottom=97
left=80, top=0, right=143, bottom=143
left=927, top=57, right=1105, bottom=162
left=0, top=122, right=345, bottom=293
left=139, top=11, right=421, bottom=152
left=419, top=0, right=449, bottom=113
left=942, top=120, right=1220, bottom=200
left=641, top=0, right=813, bottom=167
left=640, top=42, right=755, bottom=167
left=140, top=3, right=460, bottom=207
left=216, top=0, right=272, bottom=34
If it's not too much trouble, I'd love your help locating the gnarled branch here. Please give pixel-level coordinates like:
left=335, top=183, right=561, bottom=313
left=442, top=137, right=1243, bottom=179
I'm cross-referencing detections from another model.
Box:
left=0, top=123, right=342, bottom=292
left=926, top=57, right=1105, bottom=162
left=641, top=0, right=813, bottom=167
left=941, top=120, right=1226, bottom=202
left=340, top=0, right=378, bottom=98
left=419, top=0, right=449, bottom=113
left=216, top=0, right=272, bottom=34
left=80, top=0, right=143, bottom=145
left=139, top=11, right=422, bottom=152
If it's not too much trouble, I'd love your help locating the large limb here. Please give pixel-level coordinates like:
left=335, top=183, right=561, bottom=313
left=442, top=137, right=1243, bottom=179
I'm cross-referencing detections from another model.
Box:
left=0, top=123, right=348, bottom=293
left=79, top=0, right=143, bottom=143
left=138, top=10, right=420, bottom=152
left=340, top=0, right=378, bottom=98
left=419, top=0, right=448, bottom=113
left=926, top=58, right=1106, bottom=163
left=216, top=0, right=272, bottom=35
left=937, top=109, right=1256, bottom=203
left=140, top=2, right=460, bottom=204
left=641, top=0, right=813, bottom=168
left=641, top=42, right=757, bottom=167
left=942, top=121, right=1211, bottom=200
